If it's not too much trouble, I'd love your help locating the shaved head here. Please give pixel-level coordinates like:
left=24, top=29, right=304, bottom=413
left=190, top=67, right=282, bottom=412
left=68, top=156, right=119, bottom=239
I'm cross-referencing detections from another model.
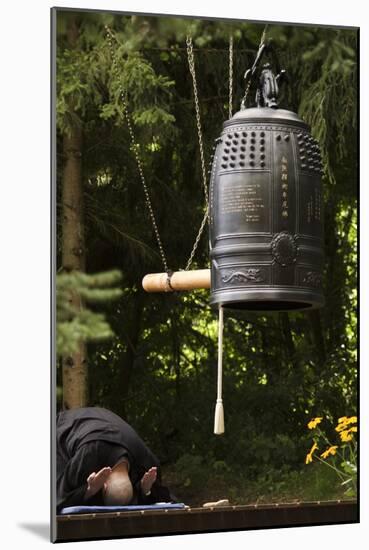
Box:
left=102, top=460, right=133, bottom=506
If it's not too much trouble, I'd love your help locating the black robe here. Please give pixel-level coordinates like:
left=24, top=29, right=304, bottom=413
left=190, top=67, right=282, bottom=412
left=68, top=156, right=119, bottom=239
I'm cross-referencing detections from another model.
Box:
left=56, top=407, right=172, bottom=512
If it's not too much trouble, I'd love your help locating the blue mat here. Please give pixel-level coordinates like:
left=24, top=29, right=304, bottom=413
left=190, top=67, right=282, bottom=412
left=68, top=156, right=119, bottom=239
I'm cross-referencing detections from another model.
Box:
left=60, top=503, right=186, bottom=515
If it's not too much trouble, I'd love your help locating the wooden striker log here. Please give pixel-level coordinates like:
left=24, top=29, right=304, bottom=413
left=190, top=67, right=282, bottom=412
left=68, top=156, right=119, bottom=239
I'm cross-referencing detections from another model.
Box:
left=142, top=269, right=211, bottom=292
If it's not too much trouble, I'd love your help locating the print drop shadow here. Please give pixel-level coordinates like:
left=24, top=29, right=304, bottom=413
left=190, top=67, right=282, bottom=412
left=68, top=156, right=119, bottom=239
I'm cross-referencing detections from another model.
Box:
left=18, top=522, right=49, bottom=541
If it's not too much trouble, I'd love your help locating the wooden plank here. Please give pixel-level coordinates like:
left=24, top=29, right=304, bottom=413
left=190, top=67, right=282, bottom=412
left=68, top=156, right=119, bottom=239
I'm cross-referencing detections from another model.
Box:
left=55, top=500, right=358, bottom=542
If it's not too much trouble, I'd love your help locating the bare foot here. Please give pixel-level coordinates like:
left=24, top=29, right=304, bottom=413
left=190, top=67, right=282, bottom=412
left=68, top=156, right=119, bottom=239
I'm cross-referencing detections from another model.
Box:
left=203, top=499, right=230, bottom=508
left=140, top=466, right=157, bottom=495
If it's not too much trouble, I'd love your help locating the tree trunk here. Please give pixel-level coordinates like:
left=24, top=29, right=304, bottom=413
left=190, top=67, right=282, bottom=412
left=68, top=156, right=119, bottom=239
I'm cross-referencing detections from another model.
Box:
left=61, top=17, right=88, bottom=409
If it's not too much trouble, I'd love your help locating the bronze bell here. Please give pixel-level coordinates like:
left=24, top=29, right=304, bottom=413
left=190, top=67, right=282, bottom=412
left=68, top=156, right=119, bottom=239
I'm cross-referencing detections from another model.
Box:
left=209, top=44, right=324, bottom=311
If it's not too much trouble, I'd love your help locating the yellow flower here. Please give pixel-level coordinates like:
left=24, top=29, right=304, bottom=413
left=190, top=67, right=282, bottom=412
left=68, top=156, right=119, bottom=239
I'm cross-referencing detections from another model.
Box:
left=305, top=442, right=319, bottom=464
left=321, top=446, right=338, bottom=459
left=336, top=416, right=357, bottom=432
left=340, top=430, right=353, bottom=442
left=335, top=423, right=346, bottom=432
left=308, top=417, right=323, bottom=430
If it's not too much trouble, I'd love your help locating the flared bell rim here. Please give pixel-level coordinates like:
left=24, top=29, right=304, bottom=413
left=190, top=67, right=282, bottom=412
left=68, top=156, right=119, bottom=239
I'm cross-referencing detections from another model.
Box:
left=210, top=287, right=325, bottom=312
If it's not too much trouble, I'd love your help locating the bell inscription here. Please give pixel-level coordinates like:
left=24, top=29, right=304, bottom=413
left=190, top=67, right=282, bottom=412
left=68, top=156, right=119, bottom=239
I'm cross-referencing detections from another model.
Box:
left=216, top=173, right=271, bottom=235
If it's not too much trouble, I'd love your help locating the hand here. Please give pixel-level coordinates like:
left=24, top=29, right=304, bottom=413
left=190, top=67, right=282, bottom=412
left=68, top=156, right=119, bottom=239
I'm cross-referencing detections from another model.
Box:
left=85, top=466, right=112, bottom=499
left=140, top=466, right=157, bottom=495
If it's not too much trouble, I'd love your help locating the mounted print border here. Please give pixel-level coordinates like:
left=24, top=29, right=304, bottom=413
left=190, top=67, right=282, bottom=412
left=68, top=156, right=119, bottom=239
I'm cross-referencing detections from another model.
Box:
left=51, top=6, right=358, bottom=543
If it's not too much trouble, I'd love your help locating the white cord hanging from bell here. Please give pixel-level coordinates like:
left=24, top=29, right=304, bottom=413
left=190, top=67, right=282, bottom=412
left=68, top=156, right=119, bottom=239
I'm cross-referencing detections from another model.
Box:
left=214, top=305, right=225, bottom=435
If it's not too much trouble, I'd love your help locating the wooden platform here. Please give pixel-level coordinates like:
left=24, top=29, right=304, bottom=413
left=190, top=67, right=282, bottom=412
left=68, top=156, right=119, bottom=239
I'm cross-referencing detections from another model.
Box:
left=56, top=500, right=357, bottom=542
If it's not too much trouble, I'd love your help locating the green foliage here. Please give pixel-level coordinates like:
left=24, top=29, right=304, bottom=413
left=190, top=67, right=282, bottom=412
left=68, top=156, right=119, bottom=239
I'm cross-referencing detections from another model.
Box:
left=174, top=454, right=208, bottom=489
left=56, top=269, right=123, bottom=355
left=163, top=454, right=348, bottom=506
left=298, top=32, right=357, bottom=186
left=57, top=15, right=177, bottom=137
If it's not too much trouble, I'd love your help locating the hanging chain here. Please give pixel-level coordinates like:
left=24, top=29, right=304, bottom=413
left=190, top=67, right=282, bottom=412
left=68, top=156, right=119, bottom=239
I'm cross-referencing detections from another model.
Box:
left=229, top=35, right=233, bottom=119
left=105, top=26, right=170, bottom=273
left=183, top=33, right=235, bottom=271
left=184, top=205, right=209, bottom=271
left=240, top=24, right=268, bottom=109
left=184, top=35, right=210, bottom=271
left=185, top=36, right=209, bottom=209
left=105, top=28, right=234, bottom=275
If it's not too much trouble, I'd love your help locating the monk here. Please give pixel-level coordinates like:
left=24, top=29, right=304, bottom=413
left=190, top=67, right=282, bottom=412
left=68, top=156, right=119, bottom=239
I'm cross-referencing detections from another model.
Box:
left=56, top=406, right=174, bottom=512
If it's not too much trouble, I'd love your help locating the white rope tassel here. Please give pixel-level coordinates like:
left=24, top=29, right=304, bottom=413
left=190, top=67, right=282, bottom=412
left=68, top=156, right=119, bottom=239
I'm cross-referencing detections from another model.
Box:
left=214, top=305, right=225, bottom=435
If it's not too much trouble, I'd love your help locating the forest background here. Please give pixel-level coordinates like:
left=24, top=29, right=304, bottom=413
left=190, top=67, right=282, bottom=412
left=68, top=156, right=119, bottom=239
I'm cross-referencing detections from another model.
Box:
left=55, top=9, right=357, bottom=506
